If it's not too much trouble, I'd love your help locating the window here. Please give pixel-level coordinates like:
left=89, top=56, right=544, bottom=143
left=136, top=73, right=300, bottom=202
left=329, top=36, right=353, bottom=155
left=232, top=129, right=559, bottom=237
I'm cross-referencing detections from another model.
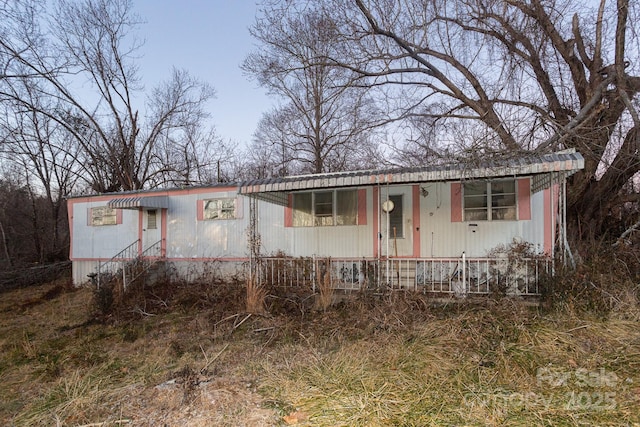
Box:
left=387, top=194, right=404, bottom=238
left=292, top=190, right=358, bottom=227
left=147, top=210, right=157, bottom=229
left=463, top=180, right=516, bottom=221
left=336, top=190, right=357, bottom=225
left=90, top=206, right=117, bottom=226
left=314, top=191, right=333, bottom=226
left=491, top=180, right=517, bottom=220
left=293, top=193, right=312, bottom=227
left=203, top=198, right=236, bottom=220
left=463, top=182, right=488, bottom=221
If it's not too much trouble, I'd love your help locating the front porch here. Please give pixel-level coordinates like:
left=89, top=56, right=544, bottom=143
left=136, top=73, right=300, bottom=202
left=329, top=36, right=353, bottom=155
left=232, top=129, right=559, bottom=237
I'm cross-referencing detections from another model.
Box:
left=252, top=254, right=550, bottom=297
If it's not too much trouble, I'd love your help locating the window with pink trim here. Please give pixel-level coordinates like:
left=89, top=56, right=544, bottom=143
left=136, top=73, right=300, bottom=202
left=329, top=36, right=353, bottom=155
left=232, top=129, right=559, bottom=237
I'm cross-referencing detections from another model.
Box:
left=89, top=206, right=119, bottom=226
left=463, top=179, right=517, bottom=221
left=291, top=189, right=358, bottom=227
left=201, top=198, right=238, bottom=220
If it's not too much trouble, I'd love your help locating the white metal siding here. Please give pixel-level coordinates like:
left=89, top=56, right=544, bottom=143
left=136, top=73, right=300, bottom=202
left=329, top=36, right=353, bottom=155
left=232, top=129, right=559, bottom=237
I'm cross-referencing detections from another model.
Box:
left=167, top=191, right=250, bottom=259
left=258, top=188, right=375, bottom=258
left=71, top=202, right=138, bottom=259
left=419, top=182, right=545, bottom=258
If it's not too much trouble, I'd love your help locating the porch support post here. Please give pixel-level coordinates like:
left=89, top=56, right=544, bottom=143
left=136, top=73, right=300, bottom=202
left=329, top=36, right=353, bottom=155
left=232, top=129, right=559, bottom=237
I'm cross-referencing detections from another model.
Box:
left=551, top=172, right=556, bottom=275
left=248, top=195, right=259, bottom=285
left=249, top=196, right=253, bottom=285
left=312, top=254, right=316, bottom=293
left=461, top=251, right=466, bottom=294
left=122, top=261, right=127, bottom=292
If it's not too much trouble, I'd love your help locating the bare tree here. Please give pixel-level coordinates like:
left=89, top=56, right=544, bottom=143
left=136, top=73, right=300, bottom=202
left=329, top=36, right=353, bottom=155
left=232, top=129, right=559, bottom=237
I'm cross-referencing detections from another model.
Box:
left=307, top=0, right=640, bottom=239
left=0, top=103, right=79, bottom=261
left=0, top=0, right=217, bottom=193
left=244, top=2, right=382, bottom=175
left=244, top=106, right=297, bottom=178
left=0, top=166, right=55, bottom=266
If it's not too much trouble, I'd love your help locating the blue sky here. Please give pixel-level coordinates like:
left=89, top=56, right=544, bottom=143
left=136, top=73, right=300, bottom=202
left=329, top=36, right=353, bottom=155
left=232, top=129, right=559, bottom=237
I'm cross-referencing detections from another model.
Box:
left=133, top=1, right=272, bottom=146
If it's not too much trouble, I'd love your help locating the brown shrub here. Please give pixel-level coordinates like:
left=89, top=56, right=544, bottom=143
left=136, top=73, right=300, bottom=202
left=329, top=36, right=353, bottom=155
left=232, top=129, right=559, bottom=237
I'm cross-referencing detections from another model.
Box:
left=542, top=241, right=640, bottom=317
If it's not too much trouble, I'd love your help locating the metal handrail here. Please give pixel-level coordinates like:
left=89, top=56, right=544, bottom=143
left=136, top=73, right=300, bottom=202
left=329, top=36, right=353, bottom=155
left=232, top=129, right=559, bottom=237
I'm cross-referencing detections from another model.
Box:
left=125, top=239, right=165, bottom=289
left=141, top=239, right=163, bottom=258
left=96, top=239, right=139, bottom=288
left=94, top=239, right=163, bottom=288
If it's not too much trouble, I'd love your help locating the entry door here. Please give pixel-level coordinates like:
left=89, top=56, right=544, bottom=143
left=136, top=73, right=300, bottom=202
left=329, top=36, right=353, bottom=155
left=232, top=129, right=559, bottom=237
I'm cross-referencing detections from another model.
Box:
left=381, top=188, right=413, bottom=257
left=142, top=209, right=162, bottom=256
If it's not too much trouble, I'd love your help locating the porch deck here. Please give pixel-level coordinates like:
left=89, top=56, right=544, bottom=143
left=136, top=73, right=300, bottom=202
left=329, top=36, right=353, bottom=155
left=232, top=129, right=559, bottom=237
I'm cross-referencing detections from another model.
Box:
left=253, top=255, right=550, bottom=297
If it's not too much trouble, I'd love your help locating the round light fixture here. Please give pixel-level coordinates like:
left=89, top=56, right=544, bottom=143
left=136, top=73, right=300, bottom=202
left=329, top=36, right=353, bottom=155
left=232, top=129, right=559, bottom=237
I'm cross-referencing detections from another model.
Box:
left=382, top=199, right=395, bottom=213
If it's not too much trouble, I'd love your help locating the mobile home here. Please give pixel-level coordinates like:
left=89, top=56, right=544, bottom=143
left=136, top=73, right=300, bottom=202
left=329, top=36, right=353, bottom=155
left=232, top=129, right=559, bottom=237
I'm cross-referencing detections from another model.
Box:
left=67, top=151, right=584, bottom=295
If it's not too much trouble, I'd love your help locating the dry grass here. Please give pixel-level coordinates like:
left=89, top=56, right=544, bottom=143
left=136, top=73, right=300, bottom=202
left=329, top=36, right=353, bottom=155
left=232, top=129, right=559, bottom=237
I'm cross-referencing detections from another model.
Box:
left=246, top=276, right=267, bottom=314
left=315, top=265, right=333, bottom=312
left=258, top=303, right=640, bottom=426
left=1, top=277, right=639, bottom=426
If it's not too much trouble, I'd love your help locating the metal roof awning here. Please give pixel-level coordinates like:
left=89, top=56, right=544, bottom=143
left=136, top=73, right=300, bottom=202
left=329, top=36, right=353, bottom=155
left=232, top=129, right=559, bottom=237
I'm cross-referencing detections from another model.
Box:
left=244, top=191, right=289, bottom=206
left=107, top=196, right=169, bottom=210
left=238, top=151, right=585, bottom=199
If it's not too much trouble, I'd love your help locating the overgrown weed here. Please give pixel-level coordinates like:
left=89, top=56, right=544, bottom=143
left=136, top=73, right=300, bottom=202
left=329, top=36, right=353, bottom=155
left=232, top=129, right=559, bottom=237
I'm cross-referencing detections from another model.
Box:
left=543, top=242, right=640, bottom=317
left=2, top=265, right=640, bottom=426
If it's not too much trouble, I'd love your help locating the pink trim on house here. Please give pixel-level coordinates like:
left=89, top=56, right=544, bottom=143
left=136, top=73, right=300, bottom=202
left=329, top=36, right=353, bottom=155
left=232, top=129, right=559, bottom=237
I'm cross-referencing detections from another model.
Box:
left=161, top=208, right=167, bottom=257
left=196, top=200, right=204, bottom=221
left=67, top=201, right=74, bottom=259
left=115, top=209, right=123, bottom=224
left=451, top=183, right=463, bottom=222
left=517, top=178, right=531, bottom=220
left=412, top=185, right=421, bottom=257
left=284, top=194, right=293, bottom=227
left=358, top=189, right=367, bottom=225
left=373, top=186, right=379, bottom=258
left=543, top=186, right=557, bottom=255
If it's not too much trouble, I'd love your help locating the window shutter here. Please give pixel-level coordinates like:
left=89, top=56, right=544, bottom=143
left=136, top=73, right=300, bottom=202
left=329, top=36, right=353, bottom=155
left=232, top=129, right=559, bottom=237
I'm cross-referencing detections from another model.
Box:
left=357, top=189, right=367, bottom=225
left=234, top=196, right=244, bottom=219
left=517, top=178, right=531, bottom=220
left=284, top=194, right=293, bottom=227
left=197, top=200, right=204, bottom=221
left=451, top=183, right=462, bottom=222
